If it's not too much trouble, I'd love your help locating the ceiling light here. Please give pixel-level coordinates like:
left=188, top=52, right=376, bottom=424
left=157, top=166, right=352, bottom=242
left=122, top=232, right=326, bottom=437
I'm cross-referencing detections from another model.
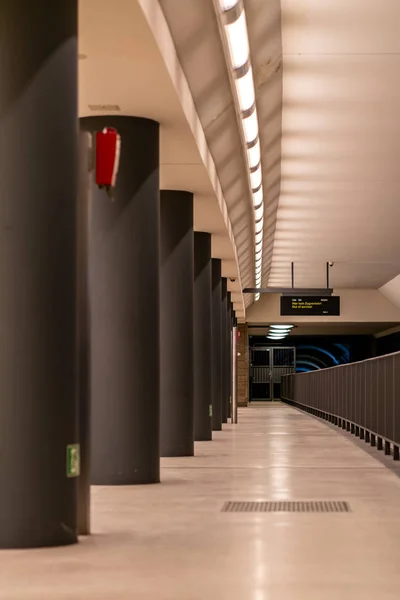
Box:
left=269, top=331, right=291, bottom=338
left=250, top=166, right=262, bottom=191
left=268, top=335, right=287, bottom=340
left=255, top=230, right=263, bottom=244
left=268, top=330, right=287, bottom=335
left=225, top=11, right=249, bottom=70
left=242, top=110, right=258, bottom=144
left=268, top=332, right=287, bottom=337
left=269, top=331, right=291, bottom=336
left=235, top=68, right=255, bottom=113
left=253, top=186, right=263, bottom=207
left=219, top=0, right=239, bottom=10
left=270, top=324, right=294, bottom=330
left=255, top=218, right=263, bottom=234
left=255, top=243, right=263, bottom=255
left=255, top=256, right=262, bottom=267
left=255, top=292, right=261, bottom=301
left=247, top=139, right=260, bottom=169
left=254, top=204, right=263, bottom=221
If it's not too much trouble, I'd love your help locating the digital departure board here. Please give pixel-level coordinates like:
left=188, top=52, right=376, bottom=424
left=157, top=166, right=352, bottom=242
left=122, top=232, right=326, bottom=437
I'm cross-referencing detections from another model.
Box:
left=280, top=296, right=340, bottom=316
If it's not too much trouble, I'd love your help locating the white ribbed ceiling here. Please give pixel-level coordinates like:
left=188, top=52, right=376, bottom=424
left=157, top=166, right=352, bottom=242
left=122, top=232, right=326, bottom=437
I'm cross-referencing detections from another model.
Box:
left=271, top=0, right=400, bottom=289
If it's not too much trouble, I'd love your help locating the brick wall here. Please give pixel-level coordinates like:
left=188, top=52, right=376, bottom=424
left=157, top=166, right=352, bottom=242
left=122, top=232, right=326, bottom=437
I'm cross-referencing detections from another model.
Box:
left=237, top=324, right=249, bottom=406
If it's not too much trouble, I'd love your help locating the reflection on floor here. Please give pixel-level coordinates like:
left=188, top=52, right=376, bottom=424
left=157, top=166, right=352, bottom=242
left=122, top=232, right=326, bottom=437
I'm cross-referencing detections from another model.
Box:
left=2, top=403, right=400, bottom=599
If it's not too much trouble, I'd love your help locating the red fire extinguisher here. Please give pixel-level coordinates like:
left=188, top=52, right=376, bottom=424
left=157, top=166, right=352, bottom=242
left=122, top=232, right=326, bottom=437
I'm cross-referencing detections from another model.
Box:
left=95, top=127, right=121, bottom=198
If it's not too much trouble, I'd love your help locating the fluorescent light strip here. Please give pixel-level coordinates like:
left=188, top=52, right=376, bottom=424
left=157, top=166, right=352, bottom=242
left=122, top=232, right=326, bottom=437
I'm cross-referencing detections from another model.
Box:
left=253, top=186, right=263, bottom=207
left=235, top=68, right=255, bottom=113
left=254, top=204, right=263, bottom=221
left=269, top=330, right=291, bottom=334
left=219, top=0, right=240, bottom=10
left=268, top=331, right=287, bottom=335
left=225, top=11, right=249, bottom=69
left=255, top=218, right=264, bottom=235
left=268, top=332, right=287, bottom=336
left=250, top=166, right=262, bottom=191
left=247, top=139, right=260, bottom=169
left=219, top=3, right=264, bottom=294
left=243, top=110, right=258, bottom=144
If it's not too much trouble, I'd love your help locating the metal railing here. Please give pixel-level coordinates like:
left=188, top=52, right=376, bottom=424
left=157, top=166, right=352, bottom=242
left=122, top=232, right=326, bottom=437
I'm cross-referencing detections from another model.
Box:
left=281, top=352, right=400, bottom=460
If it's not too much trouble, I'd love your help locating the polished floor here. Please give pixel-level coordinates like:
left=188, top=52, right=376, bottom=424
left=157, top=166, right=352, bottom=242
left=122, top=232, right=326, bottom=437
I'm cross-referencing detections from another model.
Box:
left=2, top=403, right=400, bottom=599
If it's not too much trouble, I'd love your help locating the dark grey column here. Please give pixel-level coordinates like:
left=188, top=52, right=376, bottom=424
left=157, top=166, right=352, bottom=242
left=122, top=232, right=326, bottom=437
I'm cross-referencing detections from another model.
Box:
left=77, top=132, right=92, bottom=535
left=230, top=300, right=234, bottom=419
left=80, top=115, right=160, bottom=485
left=0, top=1, right=78, bottom=548
left=160, top=191, right=194, bottom=456
left=226, top=295, right=233, bottom=421
left=212, top=260, right=223, bottom=430
left=194, top=233, right=212, bottom=441
left=232, top=313, right=238, bottom=424
left=221, top=279, right=228, bottom=424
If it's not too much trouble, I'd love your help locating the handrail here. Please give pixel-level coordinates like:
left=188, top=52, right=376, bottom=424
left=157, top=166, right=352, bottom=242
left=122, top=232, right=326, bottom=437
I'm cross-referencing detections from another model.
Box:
left=281, top=352, right=400, bottom=460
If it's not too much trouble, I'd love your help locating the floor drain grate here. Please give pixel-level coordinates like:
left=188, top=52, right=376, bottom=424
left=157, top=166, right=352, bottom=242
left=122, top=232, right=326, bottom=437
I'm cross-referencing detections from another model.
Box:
left=221, top=501, right=351, bottom=513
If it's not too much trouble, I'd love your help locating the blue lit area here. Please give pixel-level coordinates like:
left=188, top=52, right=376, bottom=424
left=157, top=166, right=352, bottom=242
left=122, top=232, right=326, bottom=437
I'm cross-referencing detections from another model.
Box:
left=249, top=334, right=372, bottom=374
left=295, top=342, right=351, bottom=372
